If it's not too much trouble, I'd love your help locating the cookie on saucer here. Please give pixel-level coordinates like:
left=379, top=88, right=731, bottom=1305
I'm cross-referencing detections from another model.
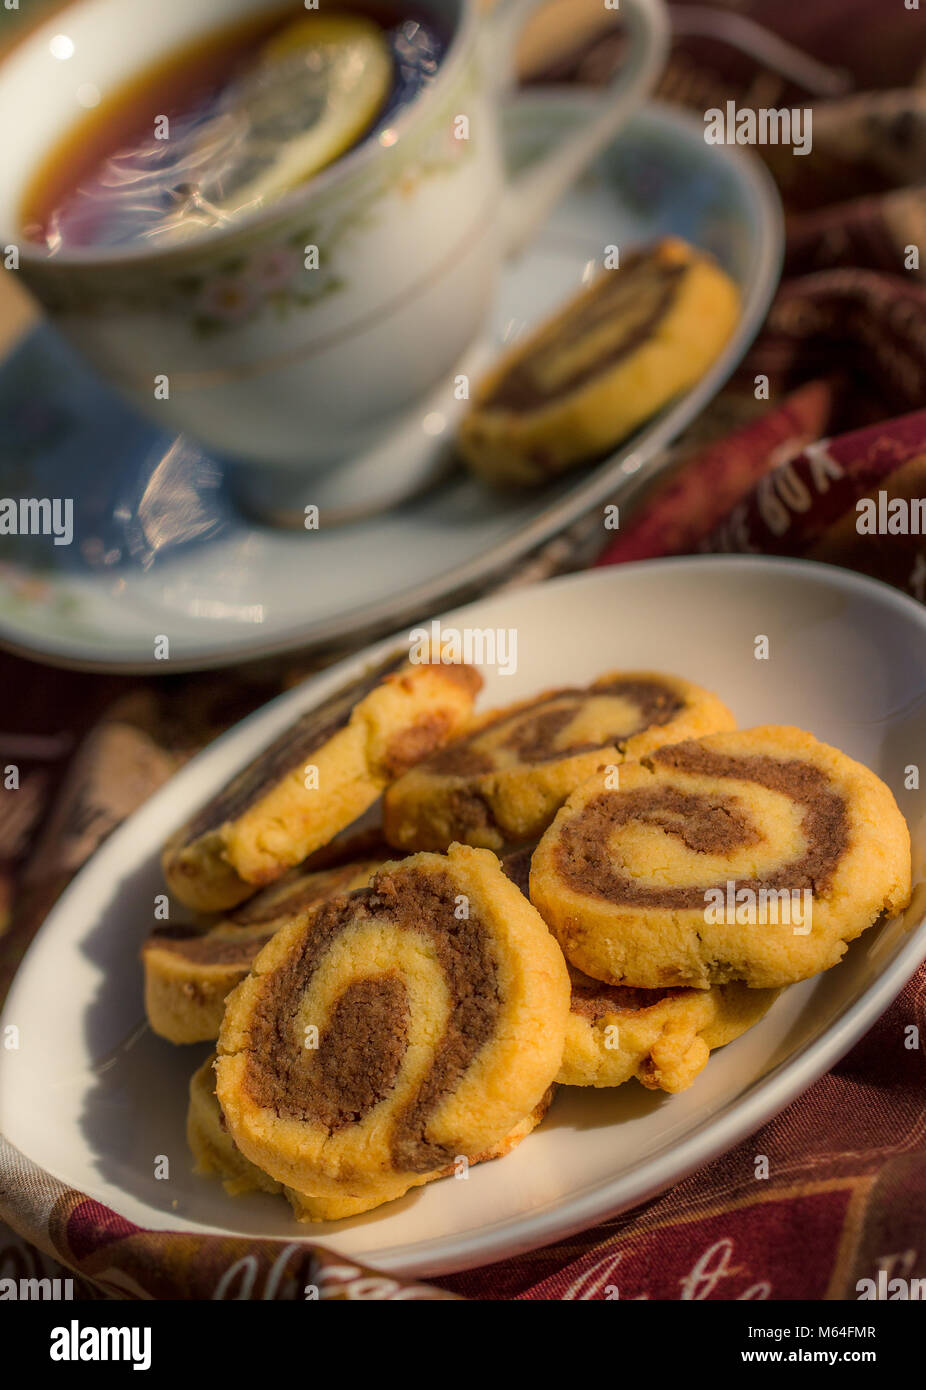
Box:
left=458, top=238, right=740, bottom=485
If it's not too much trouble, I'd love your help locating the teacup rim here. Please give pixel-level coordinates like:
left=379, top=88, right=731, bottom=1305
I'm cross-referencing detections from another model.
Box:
left=4, top=0, right=475, bottom=271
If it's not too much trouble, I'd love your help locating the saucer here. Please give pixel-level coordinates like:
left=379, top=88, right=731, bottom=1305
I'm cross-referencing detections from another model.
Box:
left=0, top=95, right=782, bottom=672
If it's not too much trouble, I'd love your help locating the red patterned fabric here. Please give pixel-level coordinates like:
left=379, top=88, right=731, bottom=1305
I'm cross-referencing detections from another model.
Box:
left=438, top=978, right=926, bottom=1299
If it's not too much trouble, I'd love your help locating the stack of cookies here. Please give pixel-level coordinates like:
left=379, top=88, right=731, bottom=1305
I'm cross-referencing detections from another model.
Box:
left=146, top=653, right=912, bottom=1221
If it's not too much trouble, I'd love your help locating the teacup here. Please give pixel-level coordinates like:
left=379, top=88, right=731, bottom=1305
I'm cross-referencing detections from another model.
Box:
left=0, top=0, right=669, bottom=521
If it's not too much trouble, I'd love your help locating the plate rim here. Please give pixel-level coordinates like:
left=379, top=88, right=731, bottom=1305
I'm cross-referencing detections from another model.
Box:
left=2, top=554, right=925, bottom=1278
left=0, top=94, right=784, bottom=674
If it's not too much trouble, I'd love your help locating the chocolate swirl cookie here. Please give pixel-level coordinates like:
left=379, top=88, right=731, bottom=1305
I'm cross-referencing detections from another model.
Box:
left=143, top=859, right=383, bottom=1044
left=561, top=967, right=778, bottom=1090
left=458, top=238, right=740, bottom=486
left=531, top=726, right=912, bottom=990
left=188, top=1053, right=283, bottom=1200
left=383, top=671, right=735, bottom=853
left=162, top=652, right=481, bottom=912
left=216, top=845, right=570, bottom=1215
left=189, top=1052, right=553, bottom=1222
left=498, top=845, right=777, bottom=1088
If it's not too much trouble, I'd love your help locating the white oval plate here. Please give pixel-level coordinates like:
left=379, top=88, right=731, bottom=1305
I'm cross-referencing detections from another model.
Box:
left=2, top=556, right=925, bottom=1279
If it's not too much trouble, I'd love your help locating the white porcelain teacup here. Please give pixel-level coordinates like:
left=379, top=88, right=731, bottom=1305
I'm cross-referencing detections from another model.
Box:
left=0, top=0, right=669, bottom=520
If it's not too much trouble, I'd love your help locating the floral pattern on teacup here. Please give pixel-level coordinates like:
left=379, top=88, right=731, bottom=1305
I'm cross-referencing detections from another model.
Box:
left=186, top=226, right=347, bottom=335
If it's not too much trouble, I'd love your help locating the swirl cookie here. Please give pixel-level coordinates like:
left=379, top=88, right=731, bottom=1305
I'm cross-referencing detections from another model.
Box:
left=561, top=969, right=778, bottom=1090
left=498, top=845, right=777, bottom=1090
left=216, top=844, right=570, bottom=1214
left=383, top=672, right=735, bottom=852
left=531, top=726, right=912, bottom=990
left=189, top=1053, right=553, bottom=1221
left=285, top=1092, right=554, bottom=1222
left=188, top=1054, right=283, bottom=1198
left=458, top=238, right=740, bottom=486
left=163, top=652, right=481, bottom=912
left=499, top=842, right=535, bottom=897
left=143, top=859, right=382, bottom=1044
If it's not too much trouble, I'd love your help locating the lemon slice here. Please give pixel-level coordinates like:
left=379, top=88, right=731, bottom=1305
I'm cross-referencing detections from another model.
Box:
left=201, top=13, right=393, bottom=214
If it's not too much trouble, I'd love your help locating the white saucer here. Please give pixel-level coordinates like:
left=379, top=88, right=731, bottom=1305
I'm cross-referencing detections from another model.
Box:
left=0, top=96, right=782, bottom=672
left=2, top=556, right=924, bottom=1278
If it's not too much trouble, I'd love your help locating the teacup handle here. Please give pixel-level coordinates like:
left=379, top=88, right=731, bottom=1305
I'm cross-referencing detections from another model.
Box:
left=483, top=0, right=670, bottom=255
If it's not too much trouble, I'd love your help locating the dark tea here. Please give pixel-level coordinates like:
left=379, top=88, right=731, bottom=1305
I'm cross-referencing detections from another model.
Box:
left=21, top=2, right=447, bottom=253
